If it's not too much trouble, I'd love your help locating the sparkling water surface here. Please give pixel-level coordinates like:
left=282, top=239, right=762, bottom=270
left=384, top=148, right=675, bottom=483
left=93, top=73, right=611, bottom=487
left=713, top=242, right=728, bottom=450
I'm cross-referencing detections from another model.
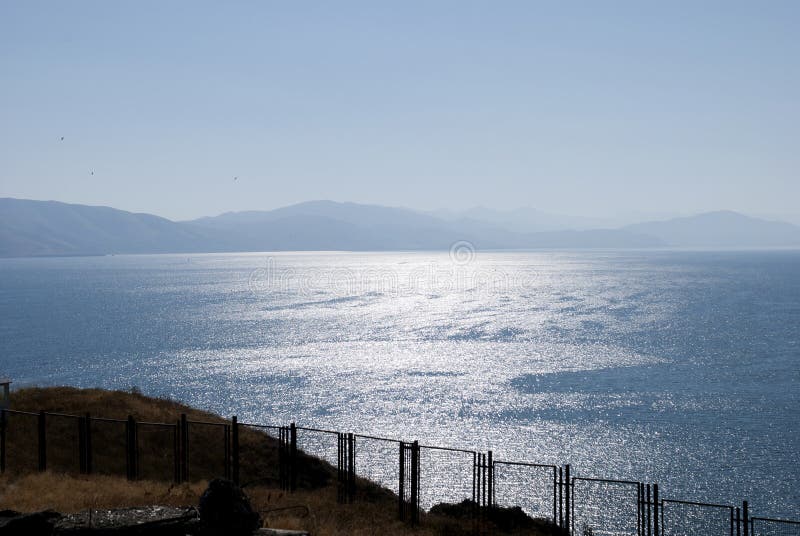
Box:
left=1, top=250, right=798, bottom=519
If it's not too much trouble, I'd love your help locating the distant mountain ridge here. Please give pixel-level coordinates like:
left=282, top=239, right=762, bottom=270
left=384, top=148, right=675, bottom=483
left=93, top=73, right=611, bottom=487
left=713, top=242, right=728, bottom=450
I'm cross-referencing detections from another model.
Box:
left=432, top=205, right=614, bottom=232
left=624, top=210, right=800, bottom=248
left=1, top=197, right=798, bottom=257
left=0, top=198, right=215, bottom=257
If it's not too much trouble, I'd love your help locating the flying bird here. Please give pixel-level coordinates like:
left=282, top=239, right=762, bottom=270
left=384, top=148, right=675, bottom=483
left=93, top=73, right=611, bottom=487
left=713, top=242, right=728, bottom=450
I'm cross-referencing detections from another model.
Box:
left=90, top=171, right=94, bottom=176
left=60, top=137, right=64, bottom=141
left=233, top=176, right=238, bottom=181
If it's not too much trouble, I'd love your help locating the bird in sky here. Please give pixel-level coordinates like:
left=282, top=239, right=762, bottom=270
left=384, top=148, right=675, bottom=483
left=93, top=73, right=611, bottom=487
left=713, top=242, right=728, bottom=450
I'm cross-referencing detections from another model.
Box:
left=90, top=171, right=94, bottom=176
left=60, top=136, right=64, bottom=141
left=233, top=176, right=238, bottom=181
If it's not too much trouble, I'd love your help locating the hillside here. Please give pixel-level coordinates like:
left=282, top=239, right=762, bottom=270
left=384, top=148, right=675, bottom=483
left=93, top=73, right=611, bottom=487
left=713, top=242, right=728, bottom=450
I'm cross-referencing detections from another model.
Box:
left=0, top=198, right=217, bottom=257
left=0, top=386, right=562, bottom=535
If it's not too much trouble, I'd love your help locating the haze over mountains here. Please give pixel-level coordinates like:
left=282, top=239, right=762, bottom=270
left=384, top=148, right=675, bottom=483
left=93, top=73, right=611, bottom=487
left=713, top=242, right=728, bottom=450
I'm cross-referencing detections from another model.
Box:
left=1, top=198, right=799, bottom=258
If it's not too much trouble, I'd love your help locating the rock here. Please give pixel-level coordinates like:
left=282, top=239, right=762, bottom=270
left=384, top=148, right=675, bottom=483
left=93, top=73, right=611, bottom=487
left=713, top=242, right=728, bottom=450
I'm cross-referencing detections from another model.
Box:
left=198, top=479, right=261, bottom=536
left=0, top=509, right=61, bottom=536
left=54, top=506, right=199, bottom=535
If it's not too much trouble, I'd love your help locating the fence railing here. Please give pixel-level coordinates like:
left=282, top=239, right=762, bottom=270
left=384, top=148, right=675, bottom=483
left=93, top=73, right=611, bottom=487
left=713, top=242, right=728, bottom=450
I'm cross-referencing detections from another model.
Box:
left=1, top=407, right=797, bottom=535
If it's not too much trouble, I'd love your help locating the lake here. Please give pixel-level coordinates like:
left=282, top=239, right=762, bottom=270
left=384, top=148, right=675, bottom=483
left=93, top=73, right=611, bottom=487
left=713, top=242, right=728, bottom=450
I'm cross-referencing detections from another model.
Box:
left=1, top=249, right=798, bottom=520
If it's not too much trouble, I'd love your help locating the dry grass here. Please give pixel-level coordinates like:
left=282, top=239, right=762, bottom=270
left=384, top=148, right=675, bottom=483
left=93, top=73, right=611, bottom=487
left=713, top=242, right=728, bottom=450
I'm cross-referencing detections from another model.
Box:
left=0, top=387, right=560, bottom=535
left=0, top=472, right=476, bottom=535
left=0, top=472, right=205, bottom=513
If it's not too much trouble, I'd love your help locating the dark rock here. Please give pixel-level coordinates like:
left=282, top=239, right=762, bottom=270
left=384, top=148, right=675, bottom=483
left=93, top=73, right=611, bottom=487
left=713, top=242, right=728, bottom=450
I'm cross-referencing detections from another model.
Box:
left=54, top=506, right=199, bottom=535
left=0, top=509, right=61, bottom=536
left=198, top=479, right=261, bottom=536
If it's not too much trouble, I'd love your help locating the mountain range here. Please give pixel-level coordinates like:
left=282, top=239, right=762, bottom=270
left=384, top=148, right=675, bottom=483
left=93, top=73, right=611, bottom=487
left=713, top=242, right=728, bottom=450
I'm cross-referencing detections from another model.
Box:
left=1, top=197, right=799, bottom=258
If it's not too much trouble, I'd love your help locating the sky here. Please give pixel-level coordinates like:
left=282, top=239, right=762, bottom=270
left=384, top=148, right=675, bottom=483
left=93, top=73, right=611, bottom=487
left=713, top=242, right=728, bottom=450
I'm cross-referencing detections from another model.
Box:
left=1, top=1, right=798, bottom=222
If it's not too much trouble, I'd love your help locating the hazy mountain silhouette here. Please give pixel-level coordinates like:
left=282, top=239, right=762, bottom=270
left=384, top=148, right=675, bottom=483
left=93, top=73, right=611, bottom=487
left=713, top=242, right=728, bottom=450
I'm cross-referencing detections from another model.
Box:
left=191, top=200, right=445, bottom=228
left=624, top=211, right=800, bottom=248
left=0, top=198, right=217, bottom=257
left=184, top=200, right=663, bottom=251
left=4, top=198, right=797, bottom=258
left=433, top=206, right=613, bottom=232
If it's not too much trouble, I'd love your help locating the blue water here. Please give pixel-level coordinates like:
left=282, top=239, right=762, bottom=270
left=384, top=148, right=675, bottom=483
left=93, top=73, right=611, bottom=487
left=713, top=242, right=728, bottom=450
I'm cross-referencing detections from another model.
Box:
left=1, top=250, right=798, bottom=518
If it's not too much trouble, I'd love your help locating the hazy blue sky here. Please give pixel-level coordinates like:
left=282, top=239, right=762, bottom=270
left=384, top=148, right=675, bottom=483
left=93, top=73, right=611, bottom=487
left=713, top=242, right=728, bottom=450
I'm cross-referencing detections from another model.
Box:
left=1, top=1, right=798, bottom=221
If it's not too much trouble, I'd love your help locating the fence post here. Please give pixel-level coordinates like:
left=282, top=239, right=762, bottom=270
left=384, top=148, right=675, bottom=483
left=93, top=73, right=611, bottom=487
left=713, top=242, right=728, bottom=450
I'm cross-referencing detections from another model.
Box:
left=558, top=466, right=563, bottom=528
left=653, top=483, right=659, bottom=536
left=483, top=453, right=488, bottom=513
left=742, top=501, right=749, bottom=536
left=78, top=416, right=86, bottom=474
left=564, top=464, right=570, bottom=533
left=637, top=483, right=642, bottom=536
left=290, top=422, right=297, bottom=492
left=488, top=450, right=494, bottom=508
left=223, top=424, right=231, bottom=480
left=553, top=466, right=558, bottom=526
left=411, top=440, right=419, bottom=526
left=281, top=426, right=289, bottom=491
left=231, top=416, right=239, bottom=485
left=337, top=432, right=350, bottom=503
left=85, top=413, right=92, bottom=474
left=736, top=507, right=741, bottom=536
left=180, top=413, right=188, bottom=482
left=133, top=415, right=139, bottom=480
left=125, top=416, right=131, bottom=480
left=38, top=410, right=46, bottom=472
left=0, top=409, right=6, bottom=474
left=348, top=433, right=355, bottom=502
left=173, top=420, right=181, bottom=483
left=398, top=442, right=405, bottom=521
left=337, top=433, right=343, bottom=503
left=639, top=482, right=645, bottom=536
left=126, top=415, right=138, bottom=480
left=472, top=452, right=477, bottom=515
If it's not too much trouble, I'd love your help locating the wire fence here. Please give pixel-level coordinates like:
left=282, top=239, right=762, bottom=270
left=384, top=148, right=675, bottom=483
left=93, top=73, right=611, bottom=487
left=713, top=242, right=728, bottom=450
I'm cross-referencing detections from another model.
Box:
left=571, top=478, right=640, bottom=536
left=237, top=422, right=281, bottom=487
left=136, top=421, right=176, bottom=481
left=418, top=445, right=475, bottom=511
left=0, top=407, right=797, bottom=536
left=660, top=499, right=735, bottom=536
left=353, top=434, right=400, bottom=495
left=2, top=410, right=38, bottom=473
left=88, top=416, right=127, bottom=476
left=493, top=461, right=558, bottom=525
left=750, top=518, right=800, bottom=536
left=295, top=426, right=339, bottom=469
left=43, top=412, right=81, bottom=474
left=186, top=420, right=228, bottom=481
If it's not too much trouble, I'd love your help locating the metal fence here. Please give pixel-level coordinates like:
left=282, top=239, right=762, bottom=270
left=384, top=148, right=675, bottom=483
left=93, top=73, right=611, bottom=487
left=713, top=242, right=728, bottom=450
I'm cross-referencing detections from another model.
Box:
left=135, top=420, right=176, bottom=481
left=572, top=477, right=641, bottom=536
left=353, top=433, right=400, bottom=495
left=493, top=461, right=558, bottom=525
left=88, top=416, right=127, bottom=476
left=750, top=518, right=800, bottom=536
left=660, top=499, right=735, bottom=536
left=1, top=407, right=797, bottom=535
left=419, top=445, right=475, bottom=511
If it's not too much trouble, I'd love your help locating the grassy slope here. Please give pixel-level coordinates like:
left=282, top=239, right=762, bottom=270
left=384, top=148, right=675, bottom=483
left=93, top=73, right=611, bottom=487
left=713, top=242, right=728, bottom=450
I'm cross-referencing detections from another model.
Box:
left=0, top=387, right=561, bottom=535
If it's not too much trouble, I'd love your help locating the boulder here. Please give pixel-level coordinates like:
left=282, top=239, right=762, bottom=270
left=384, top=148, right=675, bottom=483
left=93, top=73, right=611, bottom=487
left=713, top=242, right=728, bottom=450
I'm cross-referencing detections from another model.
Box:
left=198, top=479, right=261, bottom=536
left=0, top=509, right=61, bottom=536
